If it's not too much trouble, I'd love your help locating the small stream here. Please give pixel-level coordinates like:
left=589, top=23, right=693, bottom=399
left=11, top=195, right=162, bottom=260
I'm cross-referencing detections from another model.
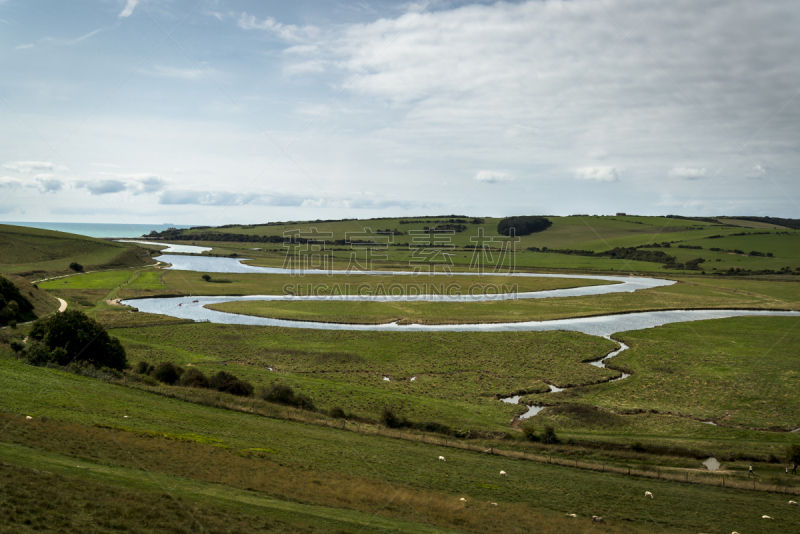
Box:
left=500, top=336, right=630, bottom=419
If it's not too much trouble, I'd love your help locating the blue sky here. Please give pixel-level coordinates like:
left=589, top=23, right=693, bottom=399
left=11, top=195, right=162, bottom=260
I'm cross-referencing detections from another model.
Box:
left=1, top=0, right=799, bottom=225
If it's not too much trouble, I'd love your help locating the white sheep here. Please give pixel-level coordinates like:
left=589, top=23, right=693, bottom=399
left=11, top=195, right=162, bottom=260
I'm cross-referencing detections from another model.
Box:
left=459, top=497, right=466, bottom=502
left=499, top=470, right=507, bottom=477
left=645, top=491, right=653, bottom=498
left=566, top=513, right=577, bottom=518
left=790, top=500, right=798, bottom=506
left=439, top=456, right=446, bottom=462
left=25, top=416, right=32, bottom=420
left=591, top=516, right=606, bottom=523
left=762, top=515, right=773, bottom=519
left=123, top=415, right=129, bottom=419
left=489, top=502, right=498, bottom=506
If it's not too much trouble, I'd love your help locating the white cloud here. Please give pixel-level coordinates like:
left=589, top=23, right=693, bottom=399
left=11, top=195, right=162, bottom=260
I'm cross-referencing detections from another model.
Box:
left=139, top=65, right=210, bottom=80
left=34, top=175, right=63, bottom=194
left=0, top=176, right=22, bottom=188
left=79, top=179, right=127, bottom=195
left=669, top=167, right=707, bottom=180
left=747, top=164, right=767, bottom=178
left=474, top=171, right=513, bottom=183
left=119, top=0, right=139, bottom=18
left=575, top=167, right=620, bottom=182
left=14, top=43, right=34, bottom=50
left=238, top=12, right=318, bottom=41
left=3, top=161, right=57, bottom=173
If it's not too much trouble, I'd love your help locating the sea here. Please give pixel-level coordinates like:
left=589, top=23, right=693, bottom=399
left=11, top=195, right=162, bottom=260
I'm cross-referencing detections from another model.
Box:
left=0, top=221, right=194, bottom=239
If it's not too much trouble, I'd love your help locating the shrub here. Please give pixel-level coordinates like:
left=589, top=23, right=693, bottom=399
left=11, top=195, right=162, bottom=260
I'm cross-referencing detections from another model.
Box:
left=201, top=274, right=211, bottom=282
left=69, top=262, right=83, bottom=272
left=9, top=340, right=25, bottom=353
left=257, top=382, right=313, bottom=409
left=209, top=371, right=253, bottom=397
left=179, top=368, right=210, bottom=389
left=152, top=362, right=184, bottom=385
left=29, top=310, right=127, bottom=370
left=133, top=361, right=151, bottom=374
left=381, top=407, right=402, bottom=428
left=541, top=425, right=559, bottom=444
left=630, top=441, right=645, bottom=452
left=329, top=406, right=346, bottom=419
left=8, top=320, right=16, bottom=329
left=522, top=425, right=540, bottom=442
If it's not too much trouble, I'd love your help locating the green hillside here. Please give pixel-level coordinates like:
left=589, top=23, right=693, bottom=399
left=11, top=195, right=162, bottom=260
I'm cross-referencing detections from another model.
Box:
left=0, top=224, right=155, bottom=275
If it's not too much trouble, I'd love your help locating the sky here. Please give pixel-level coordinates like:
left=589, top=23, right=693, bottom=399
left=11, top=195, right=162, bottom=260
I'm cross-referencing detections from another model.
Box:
left=1, top=0, right=799, bottom=225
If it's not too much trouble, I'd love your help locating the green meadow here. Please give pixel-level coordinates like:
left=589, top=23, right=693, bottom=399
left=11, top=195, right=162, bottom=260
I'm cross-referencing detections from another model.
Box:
left=3, top=217, right=800, bottom=533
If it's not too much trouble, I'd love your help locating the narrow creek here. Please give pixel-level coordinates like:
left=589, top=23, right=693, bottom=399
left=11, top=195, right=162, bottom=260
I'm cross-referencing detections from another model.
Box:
left=500, top=336, right=630, bottom=419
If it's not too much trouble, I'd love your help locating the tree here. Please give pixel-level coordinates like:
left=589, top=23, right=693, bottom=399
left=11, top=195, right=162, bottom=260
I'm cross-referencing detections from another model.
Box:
left=69, top=262, right=83, bottom=272
left=202, top=274, right=211, bottom=282
left=497, top=216, right=552, bottom=237
left=0, top=276, right=34, bottom=326
left=28, top=310, right=127, bottom=370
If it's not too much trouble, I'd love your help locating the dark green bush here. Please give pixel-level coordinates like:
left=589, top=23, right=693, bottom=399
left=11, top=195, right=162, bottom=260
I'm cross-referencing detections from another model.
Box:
left=329, top=406, right=346, bottom=419
left=522, top=425, right=540, bottom=442
left=541, top=425, right=559, bottom=444
left=29, top=310, right=127, bottom=370
left=133, top=361, right=151, bottom=374
left=497, top=216, right=552, bottom=237
left=69, top=262, right=83, bottom=272
left=257, top=382, right=313, bottom=408
left=381, top=407, right=402, bottom=428
left=152, top=362, right=184, bottom=385
left=201, top=274, right=211, bottom=282
left=179, top=368, right=210, bottom=389
left=209, top=371, right=253, bottom=397
left=10, top=340, right=25, bottom=353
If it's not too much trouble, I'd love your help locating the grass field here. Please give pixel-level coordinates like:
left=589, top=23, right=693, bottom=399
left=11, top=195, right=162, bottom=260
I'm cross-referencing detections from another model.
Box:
left=0, top=224, right=155, bottom=275
left=2, top=356, right=799, bottom=534
left=5, top=217, right=800, bottom=532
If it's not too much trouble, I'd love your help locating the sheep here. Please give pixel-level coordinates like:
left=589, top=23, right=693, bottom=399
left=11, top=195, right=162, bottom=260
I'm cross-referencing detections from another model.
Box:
left=645, top=491, right=653, bottom=499
left=489, top=502, right=498, bottom=506
left=439, top=456, right=446, bottom=462
left=591, top=516, right=606, bottom=523
left=565, top=513, right=577, bottom=518
left=123, top=415, right=129, bottom=419
left=762, top=515, right=773, bottom=519
left=25, top=416, right=32, bottom=420
left=459, top=498, right=466, bottom=502
left=499, top=470, right=507, bottom=477
left=790, top=500, right=798, bottom=506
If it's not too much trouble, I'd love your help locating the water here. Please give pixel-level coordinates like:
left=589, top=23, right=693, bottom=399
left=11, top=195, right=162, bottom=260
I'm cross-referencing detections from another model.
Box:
left=116, top=241, right=212, bottom=254
left=121, top=297, right=800, bottom=336
left=1, top=221, right=193, bottom=238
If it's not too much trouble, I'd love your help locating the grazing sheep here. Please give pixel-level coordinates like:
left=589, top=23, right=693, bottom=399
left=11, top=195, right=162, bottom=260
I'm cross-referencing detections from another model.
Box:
left=489, top=502, right=498, bottom=506
left=459, top=498, right=466, bottom=502
left=123, top=415, right=129, bottom=419
left=439, top=456, right=446, bottom=462
left=566, top=513, right=577, bottom=518
left=25, top=416, right=32, bottom=420
left=645, top=491, right=653, bottom=499
left=790, top=500, right=798, bottom=506
left=762, top=515, right=773, bottom=519
left=591, top=516, right=606, bottom=523
left=500, top=470, right=507, bottom=477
